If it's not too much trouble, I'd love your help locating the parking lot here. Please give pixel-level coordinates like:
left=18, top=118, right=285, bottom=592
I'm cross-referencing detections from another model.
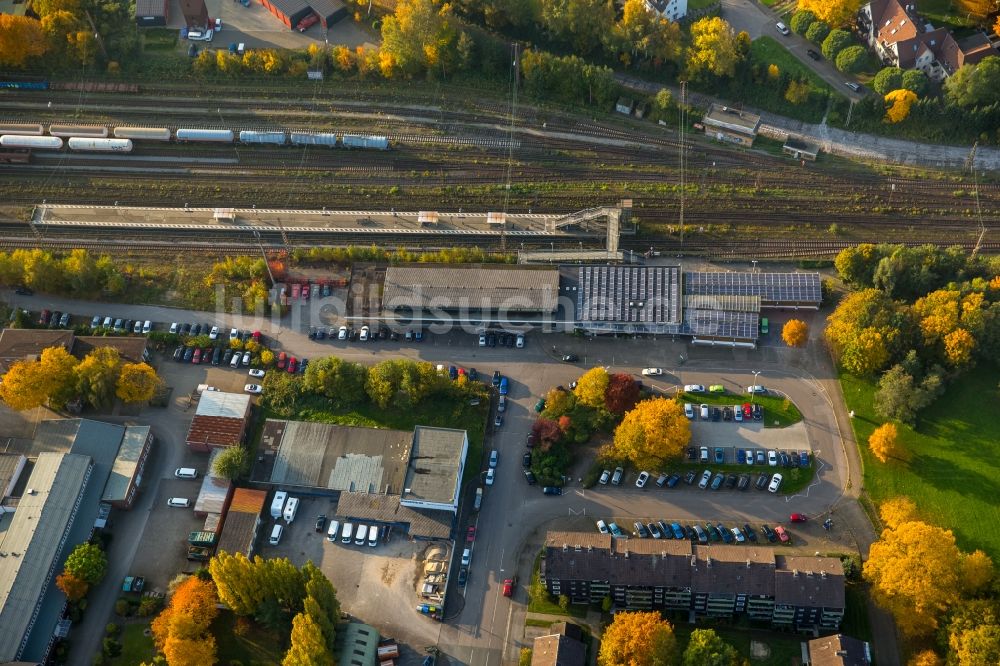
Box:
left=131, top=478, right=207, bottom=592
left=166, top=0, right=375, bottom=52
left=263, top=496, right=446, bottom=652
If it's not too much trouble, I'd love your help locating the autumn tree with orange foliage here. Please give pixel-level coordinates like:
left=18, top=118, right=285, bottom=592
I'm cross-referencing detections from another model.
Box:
left=879, top=497, right=918, bottom=529
left=151, top=576, right=218, bottom=665
left=908, top=650, right=943, bottom=666
left=0, top=15, right=48, bottom=67
left=610, top=398, right=690, bottom=470
left=781, top=319, right=809, bottom=347
left=797, top=0, right=861, bottom=27
left=605, top=373, right=640, bottom=415
left=868, top=422, right=907, bottom=463
left=598, top=610, right=677, bottom=666
left=884, top=89, right=918, bottom=123
left=958, top=550, right=994, bottom=596
left=56, top=572, right=89, bottom=602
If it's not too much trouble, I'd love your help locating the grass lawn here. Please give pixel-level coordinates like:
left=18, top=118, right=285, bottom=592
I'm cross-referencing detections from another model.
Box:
left=213, top=611, right=285, bottom=663
left=142, top=27, right=178, bottom=51
left=678, top=391, right=803, bottom=428
left=841, top=363, right=1000, bottom=559
left=672, top=623, right=804, bottom=665
left=112, top=622, right=155, bottom=665
left=751, top=36, right=836, bottom=94
left=919, top=0, right=977, bottom=28
left=688, top=0, right=718, bottom=8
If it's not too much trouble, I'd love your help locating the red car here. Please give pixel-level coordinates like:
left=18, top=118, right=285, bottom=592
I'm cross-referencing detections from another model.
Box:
left=277, top=351, right=287, bottom=369
left=742, top=403, right=753, bottom=418
left=252, top=330, right=261, bottom=343
left=192, top=348, right=202, bottom=364
left=790, top=513, right=808, bottom=523
left=773, top=526, right=791, bottom=543
left=287, top=357, right=298, bottom=373
left=466, top=526, right=476, bottom=543
left=39, top=309, right=51, bottom=325
left=502, top=576, right=517, bottom=598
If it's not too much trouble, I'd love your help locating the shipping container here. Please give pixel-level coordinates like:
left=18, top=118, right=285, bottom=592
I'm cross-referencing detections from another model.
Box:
left=0, top=135, right=63, bottom=150
left=239, top=130, right=287, bottom=145
left=49, top=124, right=109, bottom=138
left=342, top=134, right=389, bottom=150
left=0, top=124, right=44, bottom=136
left=290, top=132, right=338, bottom=147
left=113, top=127, right=172, bottom=141
left=67, top=137, right=133, bottom=153
left=176, top=128, right=235, bottom=142
left=187, top=530, right=217, bottom=546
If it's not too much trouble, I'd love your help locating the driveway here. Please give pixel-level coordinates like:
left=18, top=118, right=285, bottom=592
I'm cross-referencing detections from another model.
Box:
left=720, top=0, right=863, bottom=102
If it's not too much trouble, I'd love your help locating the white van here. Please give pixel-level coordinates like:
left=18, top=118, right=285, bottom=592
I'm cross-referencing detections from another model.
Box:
left=341, top=522, right=353, bottom=544
left=355, top=524, right=368, bottom=546
left=174, top=467, right=198, bottom=479
left=327, top=520, right=340, bottom=542
left=283, top=497, right=299, bottom=524
left=269, top=524, right=283, bottom=545
left=368, top=526, right=378, bottom=547
left=700, top=404, right=710, bottom=419
left=270, top=491, right=287, bottom=520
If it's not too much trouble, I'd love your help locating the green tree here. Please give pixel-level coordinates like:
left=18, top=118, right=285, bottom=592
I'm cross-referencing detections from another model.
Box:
left=302, top=562, right=339, bottom=651
left=303, top=356, right=368, bottom=407
left=682, top=628, right=739, bottom=666
left=686, top=17, right=742, bottom=79
left=804, top=20, right=830, bottom=43
left=901, top=68, right=929, bottom=95
left=790, top=9, right=816, bottom=34
left=821, top=28, right=852, bottom=61
left=835, top=44, right=868, bottom=72
left=283, top=613, right=333, bottom=666
left=209, top=551, right=263, bottom=615
left=539, top=0, right=615, bottom=55
left=212, top=446, right=250, bottom=481
left=519, top=648, right=533, bottom=666
left=75, top=347, right=121, bottom=409
left=379, top=0, right=458, bottom=77
left=874, top=364, right=943, bottom=426
left=64, top=542, right=108, bottom=585
left=785, top=79, right=811, bottom=104
left=945, top=56, right=1000, bottom=108
left=872, top=66, right=904, bottom=95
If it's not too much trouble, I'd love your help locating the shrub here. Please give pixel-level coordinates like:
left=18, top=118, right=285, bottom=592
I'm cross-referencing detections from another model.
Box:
left=558, top=594, right=570, bottom=611
left=872, top=67, right=903, bottom=94
left=137, top=595, right=164, bottom=617
left=105, top=623, right=119, bottom=636
left=836, top=45, right=869, bottom=73
left=790, top=10, right=816, bottom=34
left=805, top=20, right=830, bottom=43
left=102, top=638, right=121, bottom=659
left=822, top=29, right=853, bottom=61
left=114, top=599, right=131, bottom=616
left=901, top=69, right=929, bottom=95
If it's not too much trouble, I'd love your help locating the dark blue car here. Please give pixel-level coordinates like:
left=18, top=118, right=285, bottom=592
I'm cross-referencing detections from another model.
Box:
left=499, top=376, right=509, bottom=396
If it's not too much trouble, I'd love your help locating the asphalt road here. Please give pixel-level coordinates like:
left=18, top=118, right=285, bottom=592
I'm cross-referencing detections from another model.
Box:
left=4, top=290, right=880, bottom=665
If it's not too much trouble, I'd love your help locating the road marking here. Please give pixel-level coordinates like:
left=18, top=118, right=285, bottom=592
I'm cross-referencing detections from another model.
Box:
left=785, top=453, right=825, bottom=502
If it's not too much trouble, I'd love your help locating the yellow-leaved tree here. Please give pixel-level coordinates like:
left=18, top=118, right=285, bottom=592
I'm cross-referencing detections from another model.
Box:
left=0, top=358, right=50, bottom=410
left=116, top=362, right=161, bottom=403
left=943, top=328, right=976, bottom=367
left=574, top=367, right=610, bottom=409
left=879, top=497, right=918, bottom=529
left=0, top=15, right=48, bottom=67
left=958, top=550, right=994, bottom=597
left=283, top=612, right=334, bottom=666
left=884, top=88, right=917, bottom=123
left=797, top=0, right=862, bottom=27
left=864, top=520, right=961, bottom=637
left=610, top=398, right=690, bottom=470
left=781, top=319, right=809, bottom=347
left=685, top=17, right=741, bottom=79
left=868, top=422, right=907, bottom=463
left=907, top=650, right=943, bottom=666
left=597, top=611, right=677, bottom=666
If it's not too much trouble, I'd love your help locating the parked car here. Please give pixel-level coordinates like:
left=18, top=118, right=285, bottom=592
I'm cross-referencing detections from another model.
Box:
left=244, top=384, right=262, bottom=394
left=806, top=48, right=821, bottom=60
left=599, top=469, right=610, bottom=485
left=610, top=522, right=625, bottom=538
left=773, top=525, right=791, bottom=543
left=359, top=325, right=370, bottom=341
left=166, top=498, right=190, bottom=508
left=611, top=466, right=624, bottom=485
left=647, top=522, right=662, bottom=539
left=700, top=446, right=709, bottom=463
left=502, top=577, right=517, bottom=597
left=768, top=450, right=778, bottom=466
left=59, top=312, right=71, bottom=328
left=698, top=470, right=712, bottom=489
left=523, top=452, right=532, bottom=467
left=755, top=473, right=769, bottom=490
left=633, top=521, right=649, bottom=538
left=192, top=348, right=202, bottom=364
left=685, top=403, right=695, bottom=419
left=242, top=351, right=251, bottom=366
left=683, top=384, right=705, bottom=393
left=670, top=522, right=685, bottom=539
left=753, top=404, right=763, bottom=421
left=39, top=309, right=52, bottom=325
left=287, top=357, right=298, bottom=373
left=314, top=515, right=326, bottom=532
left=494, top=414, right=503, bottom=428
left=641, top=368, right=663, bottom=376
left=761, top=525, right=777, bottom=542
left=845, top=81, right=861, bottom=92
left=734, top=407, right=743, bottom=422
left=666, top=473, right=680, bottom=488
left=776, top=21, right=790, bottom=35
left=714, top=448, right=724, bottom=464
left=561, top=354, right=578, bottom=362
left=172, top=346, right=184, bottom=362
left=768, top=473, right=783, bottom=493
left=747, top=385, right=766, bottom=394
left=489, top=450, right=499, bottom=468
left=635, top=471, right=650, bottom=488
left=737, top=474, right=750, bottom=491
left=731, top=527, right=746, bottom=543
left=725, top=473, right=738, bottom=489
left=524, top=470, right=536, bottom=485
left=542, top=486, right=562, bottom=495
left=790, top=513, right=808, bottom=523
left=249, top=368, right=265, bottom=378
left=718, top=524, right=733, bottom=543
left=710, top=473, right=724, bottom=490
left=655, top=473, right=668, bottom=488
left=486, top=469, right=495, bottom=486
left=744, top=524, right=758, bottom=542
left=92, top=315, right=103, bottom=328
left=799, top=451, right=810, bottom=467
left=684, top=470, right=697, bottom=485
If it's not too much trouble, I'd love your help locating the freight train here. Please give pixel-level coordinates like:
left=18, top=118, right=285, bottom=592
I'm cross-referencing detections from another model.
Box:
left=0, top=123, right=390, bottom=154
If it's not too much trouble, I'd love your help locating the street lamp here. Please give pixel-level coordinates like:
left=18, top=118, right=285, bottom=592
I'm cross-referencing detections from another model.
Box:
left=750, top=370, right=761, bottom=404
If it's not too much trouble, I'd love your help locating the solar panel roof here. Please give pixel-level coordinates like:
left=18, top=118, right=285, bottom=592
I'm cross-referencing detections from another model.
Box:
left=576, top=265, right=682, bottom=324
left=684, top=272, right=821, bottom=304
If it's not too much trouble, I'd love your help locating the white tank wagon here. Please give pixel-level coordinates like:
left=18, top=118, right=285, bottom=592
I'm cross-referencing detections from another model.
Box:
left=290, top=132, right=339, bottom=147
left=0, top=123, right=45, bottom=136
left=67, top=137, right=133, bottom=152
left=49, top=124, right=108, bottom=138
left=175, top=128, right=234, bottom=143
left=0, top=135, right=63, bottom=149
left=239, top=130, right=287, bottom=145
left=113, top=127, right=171, bottom=141
left=341, top=134, right=389, bottom=150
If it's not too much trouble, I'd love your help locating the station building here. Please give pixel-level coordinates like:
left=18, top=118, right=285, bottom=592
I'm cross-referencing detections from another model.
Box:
left=371, top=264, right=821, bottom=348
left=701, top=103, right=762, bottom=147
